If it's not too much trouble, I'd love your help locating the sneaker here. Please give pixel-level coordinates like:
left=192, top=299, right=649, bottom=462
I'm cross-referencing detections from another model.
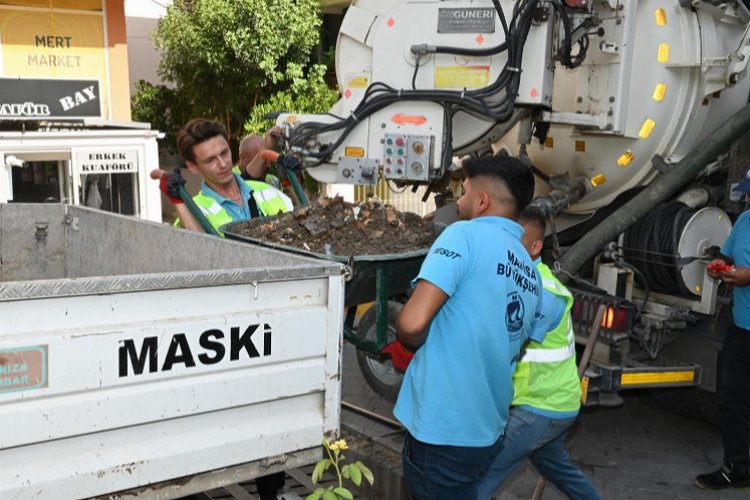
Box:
left=694, top=463, right=750, bottom=490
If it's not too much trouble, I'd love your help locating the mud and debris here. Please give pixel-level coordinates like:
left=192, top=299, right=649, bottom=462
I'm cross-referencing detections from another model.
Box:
left=229, top=196, right=437, bottom=256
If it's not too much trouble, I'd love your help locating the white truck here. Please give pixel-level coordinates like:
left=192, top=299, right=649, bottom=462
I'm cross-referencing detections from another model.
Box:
left=278, top=0, right=750, bottom=407
left=0, top=203, right=345, bottom=499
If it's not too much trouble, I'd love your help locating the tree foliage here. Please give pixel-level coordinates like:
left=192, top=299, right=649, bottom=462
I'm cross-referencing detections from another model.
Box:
left=244, top=64, right=339, bottom=136
left=132, top=0, right=330, bottom=150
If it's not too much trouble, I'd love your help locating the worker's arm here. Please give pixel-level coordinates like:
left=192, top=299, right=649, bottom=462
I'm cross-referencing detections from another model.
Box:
left=396, top=280, right=448, bottom=349
left=718, top=265, right=750, bottom=286
left=244, top=126, right=284, bottom=178
left=528, top=290, right=566, bottom=344
left=174, top=204, right=206, bottom=233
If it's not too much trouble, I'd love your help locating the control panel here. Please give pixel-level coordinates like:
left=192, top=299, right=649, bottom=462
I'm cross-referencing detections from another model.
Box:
left=382, top=134, right=434, bottom=182
left=337, top=157, right=379, bottom=185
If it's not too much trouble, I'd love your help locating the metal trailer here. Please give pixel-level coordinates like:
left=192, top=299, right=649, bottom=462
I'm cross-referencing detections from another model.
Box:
left=0, top=203, right=345, bottom=500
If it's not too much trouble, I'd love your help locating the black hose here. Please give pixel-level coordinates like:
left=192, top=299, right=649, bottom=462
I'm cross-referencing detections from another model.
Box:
left=557, top=102, right=750, bottom=279
left=623, top=201, right=694, bottom=295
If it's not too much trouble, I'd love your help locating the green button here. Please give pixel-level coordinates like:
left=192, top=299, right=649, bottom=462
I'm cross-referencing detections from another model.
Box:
left=398, top=149, right=404, bottom=155
left=386, top=148, right=393, bottom=155
left=387, top=138, right=393, bottom=145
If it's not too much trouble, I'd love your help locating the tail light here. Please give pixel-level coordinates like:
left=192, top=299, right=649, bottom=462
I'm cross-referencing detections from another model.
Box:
left=570, top=289, right=634, bottom=334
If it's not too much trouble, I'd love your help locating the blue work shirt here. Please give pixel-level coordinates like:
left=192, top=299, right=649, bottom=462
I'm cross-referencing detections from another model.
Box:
left=722, top=210, right=750, bottom=330
left=394, top=216, right=543, bottom=447
left=200, top=173, right=253, bottom=221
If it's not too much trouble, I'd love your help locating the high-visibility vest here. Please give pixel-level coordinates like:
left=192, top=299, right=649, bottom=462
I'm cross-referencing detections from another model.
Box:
left=176, top=179, right=292, bottom=236
left=511, top=262, right=581, bottom=413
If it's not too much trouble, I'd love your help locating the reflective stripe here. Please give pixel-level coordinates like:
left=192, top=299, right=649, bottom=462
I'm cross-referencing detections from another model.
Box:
left=542, top=278, right=572, bottom=298
left=520, top=342, right=575, bottom=363
left=203, top=202, right=223, bottom=215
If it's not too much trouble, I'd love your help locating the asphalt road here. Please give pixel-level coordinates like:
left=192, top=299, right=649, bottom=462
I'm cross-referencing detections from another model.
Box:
left=342, top=343, right=749, bottom=499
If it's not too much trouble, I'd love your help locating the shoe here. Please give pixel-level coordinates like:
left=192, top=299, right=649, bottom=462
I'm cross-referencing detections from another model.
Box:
left=276, top=487, right=304, bottom=500
left=694, top=463, right=750, bottom=490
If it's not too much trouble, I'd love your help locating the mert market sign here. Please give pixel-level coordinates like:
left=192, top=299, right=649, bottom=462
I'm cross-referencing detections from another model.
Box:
left=0, top=77, right=102, bottom=119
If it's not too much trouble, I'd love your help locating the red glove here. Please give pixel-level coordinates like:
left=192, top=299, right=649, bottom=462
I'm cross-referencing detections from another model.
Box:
left=707, top=261, right=734, bottom=273
left=383, top=340, right=415, bottom=373
left=159, top=168, right=186, bottom=204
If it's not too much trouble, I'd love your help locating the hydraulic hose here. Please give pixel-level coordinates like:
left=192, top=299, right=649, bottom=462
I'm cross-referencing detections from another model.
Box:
left=557, top=102, right=750, bottom=279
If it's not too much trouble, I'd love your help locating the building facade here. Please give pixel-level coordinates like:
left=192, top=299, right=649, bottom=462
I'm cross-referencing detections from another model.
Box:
left=0, top=0, right=162, bottom=222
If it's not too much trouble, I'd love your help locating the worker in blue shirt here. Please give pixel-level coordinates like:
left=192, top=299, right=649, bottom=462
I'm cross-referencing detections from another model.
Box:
left=695, top=168, right=750, bottom=490
left=394, top=155, right=542, bottom=499
left=478, top=207, right=600, bottom=500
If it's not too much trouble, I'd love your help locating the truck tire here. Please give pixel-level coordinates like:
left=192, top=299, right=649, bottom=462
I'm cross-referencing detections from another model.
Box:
left=355, top=301, right=404, bottom=402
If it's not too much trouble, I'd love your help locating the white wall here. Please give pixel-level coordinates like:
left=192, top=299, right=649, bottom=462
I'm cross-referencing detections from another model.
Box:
left=124, top=0, right=172, bottom=92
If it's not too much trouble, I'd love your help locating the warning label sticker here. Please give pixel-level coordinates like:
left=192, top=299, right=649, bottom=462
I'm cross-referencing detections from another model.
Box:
left=435, top=66, right=491, bottom=89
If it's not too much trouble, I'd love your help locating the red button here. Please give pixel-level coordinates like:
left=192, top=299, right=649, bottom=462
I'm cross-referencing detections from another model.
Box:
left=395, top=137, right=405, bottom=146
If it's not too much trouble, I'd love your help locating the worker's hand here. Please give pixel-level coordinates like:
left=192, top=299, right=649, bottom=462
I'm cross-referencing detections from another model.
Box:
left=159, top=167, right=186, bottom=205
left=263, top=125, right=284, bottom=151
left=276, top=154, right=302, bottom=173
left=382, top=340, right=415, bottom=373
left=719, top=265, right=750, bottom=286
left=706, top=259, right=730, bottom=279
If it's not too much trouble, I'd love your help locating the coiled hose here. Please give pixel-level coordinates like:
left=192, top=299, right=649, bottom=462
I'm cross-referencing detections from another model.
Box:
left=623, top=201, right=695, bottom=296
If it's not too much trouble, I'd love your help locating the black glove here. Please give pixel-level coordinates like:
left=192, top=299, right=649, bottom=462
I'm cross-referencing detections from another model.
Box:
left=276, top=154, right=302, bottom=173
left=159, top=167, right=186, bottom=204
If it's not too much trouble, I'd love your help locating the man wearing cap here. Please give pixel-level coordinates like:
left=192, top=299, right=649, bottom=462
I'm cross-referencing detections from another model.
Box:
left=695, top=169, right=750, bottom=490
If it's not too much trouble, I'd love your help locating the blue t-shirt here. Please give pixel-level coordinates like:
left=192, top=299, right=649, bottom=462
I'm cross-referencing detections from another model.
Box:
left=393, top=216, right=542, bottom=447
left=200, top=173, right=254, bottom=221
left=722, top=210, right=750, bottom=330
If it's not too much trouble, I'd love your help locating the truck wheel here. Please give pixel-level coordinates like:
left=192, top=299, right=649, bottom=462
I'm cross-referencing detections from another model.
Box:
left=355, top=301, right=404, bottom=402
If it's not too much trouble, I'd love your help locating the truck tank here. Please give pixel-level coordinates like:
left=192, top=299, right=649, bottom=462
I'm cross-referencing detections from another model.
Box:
left=287, top=0, right=750, bottom=214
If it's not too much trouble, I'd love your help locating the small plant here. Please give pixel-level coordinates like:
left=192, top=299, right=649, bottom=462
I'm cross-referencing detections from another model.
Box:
left=307, top=438, right=374, bottom=500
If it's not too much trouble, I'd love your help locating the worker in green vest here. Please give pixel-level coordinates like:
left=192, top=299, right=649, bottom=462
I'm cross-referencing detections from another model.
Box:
left=477, top=206, right=600, bottom=500
left=161, top=118, right=293, bottom=236
left=238, top=129, right=283, bottom=189
left=159, top=118, right=298, bottom=500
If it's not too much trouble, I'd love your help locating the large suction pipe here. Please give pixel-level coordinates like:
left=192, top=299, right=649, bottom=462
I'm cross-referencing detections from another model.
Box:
left=557, top=102, right=750, bottom=279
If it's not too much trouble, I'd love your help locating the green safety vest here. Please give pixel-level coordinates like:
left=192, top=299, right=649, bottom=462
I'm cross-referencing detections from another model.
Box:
left=175, top=179, right=292, bottom=236
left=512, top=262, right=581, bottom=413
left=232, top=166, right=282, bottom=189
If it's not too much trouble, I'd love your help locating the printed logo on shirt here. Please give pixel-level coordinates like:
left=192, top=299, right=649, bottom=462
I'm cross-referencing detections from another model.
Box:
left=433, top=247, right=462, bottom=259
left=506, top=291, right=525, bottom=336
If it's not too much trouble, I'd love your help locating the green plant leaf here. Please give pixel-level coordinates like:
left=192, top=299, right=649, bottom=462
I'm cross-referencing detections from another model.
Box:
left=341, top=464, right=351, bottom=479
left=322, top=490, right=338, bottom=500
left=355, top=461, right=375, bottom=485
left=332, top=487, right=354, bottom=499
left=307, top=487, right=325, bottom=500
left=348, top=463, right=362, bottom=486
left=312, top=459, right=332, bottom=483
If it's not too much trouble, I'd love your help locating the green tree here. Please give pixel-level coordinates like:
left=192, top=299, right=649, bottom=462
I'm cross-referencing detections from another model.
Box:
left=244, top=64, right=339, bottom=135
left=133, top=0, right=327, bottom=150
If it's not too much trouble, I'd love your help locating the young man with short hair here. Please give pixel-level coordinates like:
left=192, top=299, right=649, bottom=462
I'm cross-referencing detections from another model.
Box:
left=165, top=118, right=292, bottom=235
left=394, top=155, right=542, bottom=499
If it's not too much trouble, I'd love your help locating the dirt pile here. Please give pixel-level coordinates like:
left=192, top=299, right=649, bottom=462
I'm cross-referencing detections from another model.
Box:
left=229, top=196, right=437, bottom=256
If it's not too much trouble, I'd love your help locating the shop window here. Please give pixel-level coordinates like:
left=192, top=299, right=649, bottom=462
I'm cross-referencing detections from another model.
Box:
left=80, top=173, right=138, bottom=216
